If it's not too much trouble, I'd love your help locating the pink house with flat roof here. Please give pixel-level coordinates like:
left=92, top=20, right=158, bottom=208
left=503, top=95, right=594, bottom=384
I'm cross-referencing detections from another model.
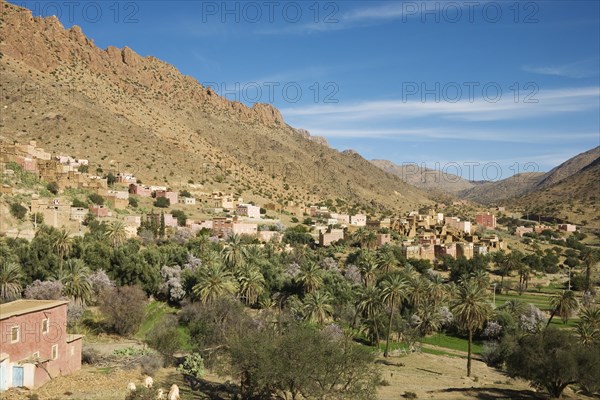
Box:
left=0, top=300, right=82, bottom=391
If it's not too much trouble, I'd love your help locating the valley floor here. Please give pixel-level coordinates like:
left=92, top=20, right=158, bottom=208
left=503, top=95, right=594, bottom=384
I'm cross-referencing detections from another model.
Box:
left=1, top=351, right=593, bottom=400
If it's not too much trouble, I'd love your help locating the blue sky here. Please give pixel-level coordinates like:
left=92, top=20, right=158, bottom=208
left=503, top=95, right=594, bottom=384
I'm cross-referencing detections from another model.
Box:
left=13, top=0, right=600, bottom=180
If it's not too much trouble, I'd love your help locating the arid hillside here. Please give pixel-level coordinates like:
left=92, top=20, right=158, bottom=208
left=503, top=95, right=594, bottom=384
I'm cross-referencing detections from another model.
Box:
left=370, top=159, right=478, bottom=195
left=511, top=156, right=600, bottom=227
left=0, top=1, right=430, bottom=213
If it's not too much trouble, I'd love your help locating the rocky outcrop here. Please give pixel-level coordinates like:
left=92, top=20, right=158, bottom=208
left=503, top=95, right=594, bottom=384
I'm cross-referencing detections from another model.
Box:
left=0, top=0, right=287, bottom=128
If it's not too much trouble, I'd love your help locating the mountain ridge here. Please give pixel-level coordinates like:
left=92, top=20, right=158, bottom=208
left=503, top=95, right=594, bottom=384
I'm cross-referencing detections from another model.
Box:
left=0, top=0, right=431, bottom=213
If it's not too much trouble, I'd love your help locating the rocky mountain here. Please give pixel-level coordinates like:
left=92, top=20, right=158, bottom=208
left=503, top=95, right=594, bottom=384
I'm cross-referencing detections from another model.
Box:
left=370, top=159, right=478, bottom=195
left=457, top=172, right=546, bottom=205
left=512, top=155, right=600, bottom=227
left=459, top=147, right=599, bottom=206
left=0, top=1, right=430, bottom=213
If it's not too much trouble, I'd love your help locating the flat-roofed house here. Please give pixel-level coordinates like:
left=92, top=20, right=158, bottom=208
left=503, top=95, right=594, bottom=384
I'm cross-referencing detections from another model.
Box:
left=0, top=300, right=83, bottom=391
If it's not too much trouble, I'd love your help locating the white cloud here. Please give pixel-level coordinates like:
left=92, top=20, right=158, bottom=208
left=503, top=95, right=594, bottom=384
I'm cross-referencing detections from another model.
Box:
left=281, top=86, right=600, bottom=122
left=522, top=59, right=600, bottom=79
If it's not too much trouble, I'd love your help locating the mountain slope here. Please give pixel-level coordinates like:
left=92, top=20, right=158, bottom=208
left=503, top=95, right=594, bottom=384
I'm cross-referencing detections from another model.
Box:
left=0, top=1, right=430, bottom=213
left=458, top=172, right=546, bottom=204
left=370, top=159, right=478, bottom=195
left=512, top=156, right=600, bottom=227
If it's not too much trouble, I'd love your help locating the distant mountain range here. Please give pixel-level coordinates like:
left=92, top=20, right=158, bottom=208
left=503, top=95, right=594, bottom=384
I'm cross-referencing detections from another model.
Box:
left=373, top=146, right=600, bottom=226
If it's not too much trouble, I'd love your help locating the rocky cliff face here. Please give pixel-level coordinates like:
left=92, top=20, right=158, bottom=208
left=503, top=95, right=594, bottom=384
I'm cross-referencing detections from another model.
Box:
left=0, top=2, right=285, bottom=127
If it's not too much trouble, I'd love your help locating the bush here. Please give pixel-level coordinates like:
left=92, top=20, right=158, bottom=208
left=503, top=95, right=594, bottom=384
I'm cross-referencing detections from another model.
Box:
left=24, top=280, right=64, bottom=300
left=125, top=387, right=161, bottom=400
left=46, top=182, right=59, bottom=195
left=146, top=315, right=182, bottom=366
left=153, top=197, right=170, bottom=208
left=99, top=286, right=147, bottom=336
left=88, top=193, right=104, bottom=205
left=10, top=203, right=27, bottom=220
left=82, top=347, right=101, bottom=364
left=72, top=198, right=87, bottom=208
left=140, top=353, right=164, bottom=376
left=128, top=197, right=139, bottom=208
left=171, top=210, right=187, bottom=227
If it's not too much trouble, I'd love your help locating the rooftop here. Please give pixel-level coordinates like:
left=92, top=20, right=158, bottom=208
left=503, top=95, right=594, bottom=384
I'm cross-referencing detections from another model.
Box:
left=0, top=299, right=69, bottom=320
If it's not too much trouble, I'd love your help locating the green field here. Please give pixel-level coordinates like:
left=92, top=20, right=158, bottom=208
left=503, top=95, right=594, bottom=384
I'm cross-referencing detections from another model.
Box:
left=420, top=332, right=484, bottom=355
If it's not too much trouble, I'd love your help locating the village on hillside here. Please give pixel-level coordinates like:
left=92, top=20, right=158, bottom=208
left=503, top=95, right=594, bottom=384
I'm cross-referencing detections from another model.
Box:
left=0, top=140, right=579, bottom=258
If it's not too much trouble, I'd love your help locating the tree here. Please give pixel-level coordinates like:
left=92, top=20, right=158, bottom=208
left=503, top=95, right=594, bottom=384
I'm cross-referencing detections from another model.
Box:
left=303, top=290, right=333, bottom=325
left=355, top=285, right=383, bottom=346
left=171, top=210, right=187, bottom=227
left=0, top=261, right=23, bottom=303
left=105, top=220, right=128, bottom=247
left=580, top=248, right=599, bottom=292
left=357, top=251, right=379, bottom=287
left=128, top=197, right=139, bottom=208
left=88, top=193, right=104, bottom=205
left=46, top=181, right=59, bottom=195
left=450, top=278, right=491, bottom=377
left=380, top=273, right=407, bottom=357
left=192, top=263, right=238, bottom=305
left=100, top=285, right=147, bottom=336
left=53, top=229, right=72, bottom=273
left=506, top=328, right=595, bottom=398
left=296, top=261, right=323, bottom=294
left=222, top=234, right=244, bottom=271
left=9, top=203, right=27, bottom=221
left=547, top=290, right=579, bottom=326
left=153, top=197, right=170, bottom=208
left=237, top=264, right=265, bottom=305
left=60, top=259, right=93, bottom=306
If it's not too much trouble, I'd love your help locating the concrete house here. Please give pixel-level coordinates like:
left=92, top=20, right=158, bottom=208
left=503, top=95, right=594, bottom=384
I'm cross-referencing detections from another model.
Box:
left=476, top=213, right=497, bottom=229
left=0, top=300, right=83, bottom=391
left=237, top=204, right=261, bottom=219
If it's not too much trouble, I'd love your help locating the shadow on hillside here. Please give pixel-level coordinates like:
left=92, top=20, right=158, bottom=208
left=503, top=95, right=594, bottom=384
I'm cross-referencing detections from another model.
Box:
left=433, top=387, right=547, bottom=399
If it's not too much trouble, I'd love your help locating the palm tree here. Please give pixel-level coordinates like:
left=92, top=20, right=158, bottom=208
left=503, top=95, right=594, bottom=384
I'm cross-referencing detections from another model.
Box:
left=406, top=276, right=429, bottom=310
left=237, top=264, right=265, bottom=305
left=426, top=274, right=447, bottom=307
left=53, top=229, right=72, bottom=273
left=0, top=261, right=23, bottom=302
left=547, top=290, right=579, bottom=326
left=193, top=263, right=238, bottom=304
left=499, top=299, right=528, bottom=318
left=222, top=234, right=244, bottom=271
left=303, top=291, right=333, bottom=325
left=296, top=261, right=323, bottom=294
left=355, top=285, right=384, bottom=346
left=380, top=273, right=408, bottom=357
left=470, top=269, right=490, bottom=290
left=60, top=259, right=92, bottom=306
left=581, top=249, right=599, bottom=292
left=378, top=250, right=398, bottom=274
left=357, top=250, right=379, bottom=287
left=576, top=321, right=600, bottom=346
left=580, top=306, right=600, bottom=329
left=105, top=221, right=128, bottom=247
left=414, top=299, right=443, bottom=337
left=451, top=278, right=491, bottom=377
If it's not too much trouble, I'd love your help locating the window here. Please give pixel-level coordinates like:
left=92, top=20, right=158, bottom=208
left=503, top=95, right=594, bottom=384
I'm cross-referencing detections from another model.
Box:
left=51, top=344, right=58, bottom=360
left=10, top=326, right=19, bottom=343
left=32, top=352, right=39, bottom=359
left=70, top=346, right=74, bottom=356
left=42, top=319, right=49, bottom=334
